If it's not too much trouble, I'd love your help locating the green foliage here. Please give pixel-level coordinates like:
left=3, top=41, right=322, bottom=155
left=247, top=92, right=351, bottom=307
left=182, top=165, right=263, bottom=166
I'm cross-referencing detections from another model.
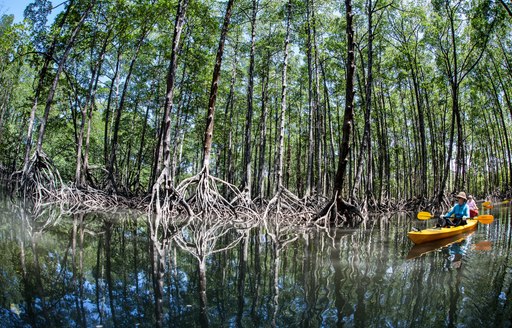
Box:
left=0, top=0, right=511, bottom=201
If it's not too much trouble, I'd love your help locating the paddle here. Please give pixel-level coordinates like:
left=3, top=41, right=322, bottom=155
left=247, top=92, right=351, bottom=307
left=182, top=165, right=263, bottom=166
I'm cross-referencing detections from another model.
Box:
left=417, top=211, right=434, bottom=220
left=482, top=201, right=493, bottom=209
left=476, top=214, right=494, bottom=224
left=417, top=211, right=494, bottom=224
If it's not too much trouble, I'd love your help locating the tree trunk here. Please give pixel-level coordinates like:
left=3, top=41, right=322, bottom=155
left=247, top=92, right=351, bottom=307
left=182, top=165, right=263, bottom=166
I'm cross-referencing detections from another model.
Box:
left=202, top=0, right=235, bottom=171
left=156, top=0, right=190, bottom=191
left=108, top=25, right=151, bottom=192
left=104, top=50, right=121, bottom=167
left=256, top=49, right=270, bottom=200
left=77, top=28, right=111, bottom=187
left=22, top=1, right=73, bottom=174
left=221, top=40, right=239, bottom=189
left=276, top=0, right=292, bottom=191
left=35, top=2, right=95, bottom=153
left=305, top=0, right=315, bottom=197
left=333, top=0, right=356, bottom=201
left=242, top=0, right=258, bottom=197
left=133, top=102, right=150, bottom=191
left=312, top=0, right=323, bottom=199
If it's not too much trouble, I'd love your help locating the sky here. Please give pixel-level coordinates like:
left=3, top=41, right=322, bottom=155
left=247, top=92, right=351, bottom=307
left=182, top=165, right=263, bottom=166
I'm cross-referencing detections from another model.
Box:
left=0, top=0, right=33, bottom=23
left=0, top=0, right=62, bottom=24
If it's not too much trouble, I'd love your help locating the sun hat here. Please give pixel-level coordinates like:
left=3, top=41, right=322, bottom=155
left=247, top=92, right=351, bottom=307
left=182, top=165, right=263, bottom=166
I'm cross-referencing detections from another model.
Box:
left=455, top=191, right=467, bottom=200
left=468, top=195, right=473, bottom=199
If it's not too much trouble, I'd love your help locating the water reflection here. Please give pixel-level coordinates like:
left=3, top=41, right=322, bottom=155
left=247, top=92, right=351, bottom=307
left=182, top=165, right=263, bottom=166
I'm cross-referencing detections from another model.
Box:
left=473, top=240, right=493, bottom=251
left=1, top=198, right=512, bottom=327
left=406, top=232, right=474, bottom=260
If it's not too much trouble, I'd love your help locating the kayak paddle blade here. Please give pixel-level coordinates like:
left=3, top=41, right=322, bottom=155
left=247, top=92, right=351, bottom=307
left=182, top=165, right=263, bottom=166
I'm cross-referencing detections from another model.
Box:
left=417, top=211, right=433, bottom=220
left=477, top=215, right=494, bottom=224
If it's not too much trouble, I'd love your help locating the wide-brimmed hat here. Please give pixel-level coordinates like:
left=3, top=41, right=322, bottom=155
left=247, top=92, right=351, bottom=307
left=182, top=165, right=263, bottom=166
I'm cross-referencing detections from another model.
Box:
left=455, top=191, right=467, bottom=200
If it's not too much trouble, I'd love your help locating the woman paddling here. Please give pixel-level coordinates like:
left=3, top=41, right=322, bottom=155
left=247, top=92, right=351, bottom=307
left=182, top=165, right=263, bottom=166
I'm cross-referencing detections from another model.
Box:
left=467, top=194, right=479, bottom=218
left=437, top=191, right=470, bottom=227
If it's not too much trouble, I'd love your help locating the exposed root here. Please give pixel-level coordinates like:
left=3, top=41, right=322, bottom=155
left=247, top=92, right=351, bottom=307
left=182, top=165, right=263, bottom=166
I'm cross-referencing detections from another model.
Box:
left=13, top=183, right=147, bottom=214
left=149, top=169, right=194, bottom=222
left=12, top=151, right=64, bottom=203
left=11, top=152, right=148, bottom=213
left=263, top=187, right=315, bottom=225
left=58, top=185, right=148, bottom=213
left=176, top=167, right=254, bottom=220
left=316, top=192, right=365, bottom=227
left=421, top=193, right=452, bottom=214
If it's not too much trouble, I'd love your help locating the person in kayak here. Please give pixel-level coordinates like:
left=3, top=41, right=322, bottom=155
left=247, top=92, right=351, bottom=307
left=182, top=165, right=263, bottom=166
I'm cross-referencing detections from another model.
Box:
left=437, top=191, right=470, bottom=227
left=467, top=194, right=479, bottom=218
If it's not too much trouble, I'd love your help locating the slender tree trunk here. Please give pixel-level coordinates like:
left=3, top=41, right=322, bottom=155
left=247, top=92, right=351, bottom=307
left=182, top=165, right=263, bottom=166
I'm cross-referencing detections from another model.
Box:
left=155, top=0, right=190, bottom=192
left=312, top=0, right=323, bottom=199
left=296, top=83, right=304, bottom=196
left=22, top=1, right=73, bottom=174
left=134, top=103, right=150, bottom=191
left=256, top=49, right=270, bottom=200
left=108, top=25, right=151, bottom=192
left=75, top=99, right=87, bottom=185
left=221, top=40, right=239, bottom=189
left=499, top=0, right=512, bottom=17
left=410, top=65, right=428, bottom=198
left=36, top=2, right=95, bottom=153
left=148, top=66, right=164, bottom=191
left=77, top=28, right=111, bottom=187
left=202, top=0, right=235, bottom=172
left=333, top=0, right=356, bottom=203
left=242, top=0, right=258, bottom=197
left=104, top=50, right=121, bottom=167
left=170, top=42, right=192, bottom=184
left=276, top=0, right=292, bottom=191
left=305, top=0, right=315, bottom=197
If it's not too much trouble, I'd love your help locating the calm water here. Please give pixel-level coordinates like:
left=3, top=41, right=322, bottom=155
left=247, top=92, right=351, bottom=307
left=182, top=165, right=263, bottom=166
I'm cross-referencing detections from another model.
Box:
left=1, top=196, right=512, bottom=328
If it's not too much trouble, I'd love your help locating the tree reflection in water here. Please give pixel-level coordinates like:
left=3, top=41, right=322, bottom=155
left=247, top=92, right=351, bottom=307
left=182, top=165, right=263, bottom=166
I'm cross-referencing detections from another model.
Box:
left=1, top=200, right=512, bottom=327
left=263, top=215, right=299, bottom=327
left=170, top=213, right=257, bottom=327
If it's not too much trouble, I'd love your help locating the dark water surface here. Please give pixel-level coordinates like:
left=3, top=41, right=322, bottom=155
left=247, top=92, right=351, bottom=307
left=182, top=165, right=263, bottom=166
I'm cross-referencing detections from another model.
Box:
left=1, top=197, right=512, bottom=328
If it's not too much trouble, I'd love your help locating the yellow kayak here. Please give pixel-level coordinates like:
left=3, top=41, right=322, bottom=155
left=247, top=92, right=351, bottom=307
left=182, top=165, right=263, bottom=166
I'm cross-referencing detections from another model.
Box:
left=407, top=219, right=478, bottom=245
left=406, top=232, right=474, bottom=259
